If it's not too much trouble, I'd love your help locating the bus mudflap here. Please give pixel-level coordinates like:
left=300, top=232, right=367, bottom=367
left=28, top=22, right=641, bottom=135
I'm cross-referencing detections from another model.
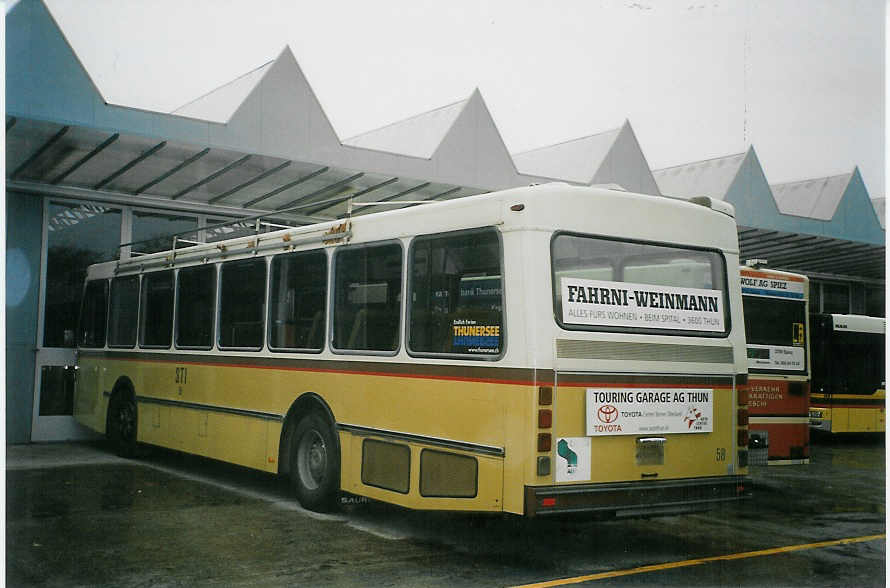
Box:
left=524, top=475, right=750, bottom=518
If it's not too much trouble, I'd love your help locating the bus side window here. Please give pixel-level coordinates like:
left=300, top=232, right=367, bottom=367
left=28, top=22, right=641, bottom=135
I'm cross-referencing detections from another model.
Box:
left=176, top=265, right=215, bottom=349
left=78, top=280, right=108, bottom=348
left=108, top=275, right=139, bottom=348
left=139, top=270, right=174, bottom=348
left=269, top=250, right=327, bottom=351
left=219, top=258, right=267, bottom=350
left=333, top=243, right=402, bottom=352
left=409, top=228, right=503, bottom=357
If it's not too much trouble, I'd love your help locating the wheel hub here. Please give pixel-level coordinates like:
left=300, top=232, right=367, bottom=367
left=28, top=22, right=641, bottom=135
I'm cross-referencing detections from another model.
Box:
left=298, top=430, right=326, bottom=490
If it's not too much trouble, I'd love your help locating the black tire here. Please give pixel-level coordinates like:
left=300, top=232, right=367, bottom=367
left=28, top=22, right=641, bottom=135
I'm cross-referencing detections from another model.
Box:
left=289, top=411, right=340, bottom=512
left=108, top=394, right=138, bottom=458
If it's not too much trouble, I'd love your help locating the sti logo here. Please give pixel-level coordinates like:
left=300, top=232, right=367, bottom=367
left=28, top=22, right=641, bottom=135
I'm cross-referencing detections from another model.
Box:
left=597, top=404, right=619, bottom=423
left=683, top=406, right=703, bottom=429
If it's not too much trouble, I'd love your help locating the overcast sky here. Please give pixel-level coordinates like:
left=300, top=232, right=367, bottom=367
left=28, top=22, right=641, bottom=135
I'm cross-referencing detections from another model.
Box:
left=41, top=0, right=885, bottom=197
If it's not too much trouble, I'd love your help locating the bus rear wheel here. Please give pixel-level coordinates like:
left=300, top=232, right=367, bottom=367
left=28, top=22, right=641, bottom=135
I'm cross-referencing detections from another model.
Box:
left=289, top=411, right=339, bottom=512
left=109, top=395, right=138, bottom=458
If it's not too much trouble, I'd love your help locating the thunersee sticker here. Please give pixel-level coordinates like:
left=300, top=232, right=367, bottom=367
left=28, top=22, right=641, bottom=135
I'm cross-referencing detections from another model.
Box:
left=561, top=278, right=725, bottom=332
left=586, top=388, right=714, bottom=436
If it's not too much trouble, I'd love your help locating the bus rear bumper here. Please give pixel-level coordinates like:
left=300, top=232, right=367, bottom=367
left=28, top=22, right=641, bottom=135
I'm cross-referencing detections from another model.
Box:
left=524, top=475, right=751, bottom=518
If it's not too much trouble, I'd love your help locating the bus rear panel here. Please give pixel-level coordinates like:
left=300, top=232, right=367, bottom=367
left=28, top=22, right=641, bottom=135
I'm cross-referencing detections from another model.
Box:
left=740, top=267, right=810, bottom=465
left=524, top=208, right=750, bottom=517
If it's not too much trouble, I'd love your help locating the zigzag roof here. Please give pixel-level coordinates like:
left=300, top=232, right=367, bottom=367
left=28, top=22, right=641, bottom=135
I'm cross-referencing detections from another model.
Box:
left=770, top=172, right=853, bottom=221
left=6, top=0, right=884, bottom=279
left=343, top=97, right=469, bottom=159
left=512, top=127, right=622, bottom=184
left=652, top=152, right=747, bottom=201
left=171, top=60, right=275, bottom=123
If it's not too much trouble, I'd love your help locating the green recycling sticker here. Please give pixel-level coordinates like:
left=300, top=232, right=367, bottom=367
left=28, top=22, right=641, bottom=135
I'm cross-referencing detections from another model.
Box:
left=555, top=437, right=591, bottom=482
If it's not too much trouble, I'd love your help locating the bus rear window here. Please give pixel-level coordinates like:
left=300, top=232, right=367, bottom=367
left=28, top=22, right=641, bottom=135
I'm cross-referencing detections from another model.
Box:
left=743, top=296, right=806, bottom=373
left=409, top=228, right=503, bottom=357
left=552, top=234, right=728, bottom=336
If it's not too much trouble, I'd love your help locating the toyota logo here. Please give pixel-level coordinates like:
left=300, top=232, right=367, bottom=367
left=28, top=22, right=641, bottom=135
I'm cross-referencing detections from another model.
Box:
left=597, top=404, right=619, bottom=423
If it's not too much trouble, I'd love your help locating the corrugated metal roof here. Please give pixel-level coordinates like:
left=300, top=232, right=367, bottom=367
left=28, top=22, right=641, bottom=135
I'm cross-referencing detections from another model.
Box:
left=652, top=152, right=746, bottom=201
left=511, top=127, right=621, bottom=184
left=171, top=60, right=274, bottom=123
left=770, top=173, right=852, bottom=220
left=342, top=97, right=469, bottom=159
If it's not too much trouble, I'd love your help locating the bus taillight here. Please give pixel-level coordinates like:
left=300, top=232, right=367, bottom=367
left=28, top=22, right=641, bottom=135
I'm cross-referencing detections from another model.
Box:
left=737, top=407, right=749, bottom=426
left=538, top=386, right=552, bottom=405
left=536, top=387, right=553, bottom=477
left=738, top=429, right=749, bottom=447
left=538, top=409, right=552, bottom=429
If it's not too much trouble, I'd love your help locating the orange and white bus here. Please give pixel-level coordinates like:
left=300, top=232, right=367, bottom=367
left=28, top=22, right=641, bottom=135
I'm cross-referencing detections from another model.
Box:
left=809, top=314, right=885, bottom=434
left=739, top=266, right=810, bottom=465
left=74, top=183, right=750, bottom=517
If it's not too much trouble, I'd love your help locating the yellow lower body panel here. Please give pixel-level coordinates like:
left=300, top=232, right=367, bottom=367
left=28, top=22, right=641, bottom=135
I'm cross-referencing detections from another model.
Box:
left=340, top=431, right=505, bottom=512
left=810, top=406, right=886, bottom=433
left=139, top=402, right=278, bottom=472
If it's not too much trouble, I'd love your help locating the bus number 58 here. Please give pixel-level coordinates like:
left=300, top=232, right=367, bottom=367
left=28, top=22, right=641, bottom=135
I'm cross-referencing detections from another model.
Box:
left=715, top=447, right=726, bottom=462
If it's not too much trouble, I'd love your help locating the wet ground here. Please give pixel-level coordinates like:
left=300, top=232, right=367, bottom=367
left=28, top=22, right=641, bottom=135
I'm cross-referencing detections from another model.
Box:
left=6, top=436, right=885, bottom=587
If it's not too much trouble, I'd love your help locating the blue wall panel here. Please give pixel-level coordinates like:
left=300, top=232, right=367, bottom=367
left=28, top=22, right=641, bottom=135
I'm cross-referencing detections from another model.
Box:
left=725, top=148, right=781, bottom=230
left=6, top=192, right=43, bottom=443
left=6, top=0, right=103, bottom=126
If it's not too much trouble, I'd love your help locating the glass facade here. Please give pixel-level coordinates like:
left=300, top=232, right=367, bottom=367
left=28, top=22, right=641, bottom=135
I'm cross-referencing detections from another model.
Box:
left=822, top=282, right=851, bottom=314
left=43, top=202, right=121, bottom=347
left=132, top=210, right=198, bottom=254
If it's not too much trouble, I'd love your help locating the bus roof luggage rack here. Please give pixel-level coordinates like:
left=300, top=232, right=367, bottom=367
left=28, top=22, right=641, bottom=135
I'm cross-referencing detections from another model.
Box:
left=113, top=191, right=441, bottom=274
left=115, top=219, right=351, bottom=274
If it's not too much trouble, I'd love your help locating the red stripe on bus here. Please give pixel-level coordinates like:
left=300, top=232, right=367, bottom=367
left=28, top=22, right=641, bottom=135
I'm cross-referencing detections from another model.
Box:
left=555, top=381, right=731, bottom=389
left=96, top=355, right=549, bottom=387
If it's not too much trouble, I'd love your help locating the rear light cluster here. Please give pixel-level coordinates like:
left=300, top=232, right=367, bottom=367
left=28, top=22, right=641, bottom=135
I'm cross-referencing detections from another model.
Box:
left=737, top=375, right=749, bottom=468
left=537, top=386, right=552, bottom=477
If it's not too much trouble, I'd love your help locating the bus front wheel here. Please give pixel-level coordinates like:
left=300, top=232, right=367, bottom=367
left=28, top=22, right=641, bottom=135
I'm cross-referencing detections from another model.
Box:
left=109, top=394, right=138, bottom=458
left=289, top=411, right=340, bottom=512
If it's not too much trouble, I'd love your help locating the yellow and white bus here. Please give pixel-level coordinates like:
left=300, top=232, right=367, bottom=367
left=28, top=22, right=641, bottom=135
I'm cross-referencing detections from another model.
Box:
left=74, top=183, right=750, bottom=517
left=809, top=314, right=885, bottom=434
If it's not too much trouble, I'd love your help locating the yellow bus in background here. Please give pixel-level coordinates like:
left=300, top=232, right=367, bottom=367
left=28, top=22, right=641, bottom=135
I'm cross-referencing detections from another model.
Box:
left=74, top=183, right=750, bottom=516
left=809, top=314, right=885, bottom=434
